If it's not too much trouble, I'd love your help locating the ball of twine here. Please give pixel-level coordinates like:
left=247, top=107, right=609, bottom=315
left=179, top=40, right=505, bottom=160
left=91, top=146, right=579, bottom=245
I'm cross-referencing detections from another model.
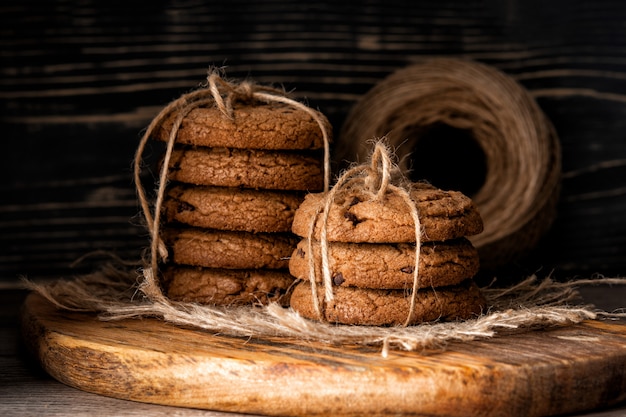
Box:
left=337, top=58, right=561, bottom=269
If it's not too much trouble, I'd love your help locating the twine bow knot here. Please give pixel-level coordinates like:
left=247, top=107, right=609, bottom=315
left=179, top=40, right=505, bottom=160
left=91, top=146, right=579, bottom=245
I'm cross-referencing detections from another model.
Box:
left=208, top=73, right=275, bottom=120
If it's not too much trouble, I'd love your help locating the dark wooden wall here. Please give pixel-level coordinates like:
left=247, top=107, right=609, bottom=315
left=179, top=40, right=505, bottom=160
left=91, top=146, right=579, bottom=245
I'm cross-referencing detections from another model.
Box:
left=2, top=0, right=626, bottom=285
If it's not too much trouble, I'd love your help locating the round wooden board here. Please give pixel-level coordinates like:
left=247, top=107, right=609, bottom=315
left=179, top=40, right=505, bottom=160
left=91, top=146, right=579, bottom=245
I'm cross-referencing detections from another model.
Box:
left=21, top=293, right=626, bottom=417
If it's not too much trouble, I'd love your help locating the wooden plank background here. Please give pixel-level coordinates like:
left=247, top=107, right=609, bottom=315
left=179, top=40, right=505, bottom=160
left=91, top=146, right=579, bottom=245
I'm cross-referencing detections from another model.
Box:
left=1, top=0, right=626, bottom=285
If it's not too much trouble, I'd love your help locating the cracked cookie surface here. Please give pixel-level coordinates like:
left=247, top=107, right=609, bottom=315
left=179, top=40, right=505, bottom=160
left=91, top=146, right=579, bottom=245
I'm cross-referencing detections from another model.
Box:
left=162, top=266, right=295, bottom=306
left=163, top=227, right=298, bottom=270
left=290, top=279, right=486, bottom=326
left=163, top=185, right=304, bottom=233
left=166, top=147, right=324, bottom=191
left=153, top=102, right=330, bottom=150
left=289, top=238, right=479, bottom=289
left=291, top=183, right=483, bottom=243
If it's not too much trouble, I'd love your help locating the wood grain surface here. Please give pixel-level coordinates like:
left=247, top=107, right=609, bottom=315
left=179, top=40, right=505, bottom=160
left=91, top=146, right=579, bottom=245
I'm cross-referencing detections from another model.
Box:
left=2, top=0, right=626, bottom=285
left=21, top=292, right=626, bottom=417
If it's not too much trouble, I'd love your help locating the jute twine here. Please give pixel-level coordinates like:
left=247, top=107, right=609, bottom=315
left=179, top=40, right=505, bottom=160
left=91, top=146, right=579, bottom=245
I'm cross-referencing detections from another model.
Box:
left=337, top=58, right=562, bottom=269
left=306, top=141, right=422, bottom=326
left=132, top=69, right=331, bottom=301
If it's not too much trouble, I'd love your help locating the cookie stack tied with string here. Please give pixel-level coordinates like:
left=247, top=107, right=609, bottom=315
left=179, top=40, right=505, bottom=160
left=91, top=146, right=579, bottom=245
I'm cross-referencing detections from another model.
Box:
left=288, top=142, right=486, bottom=326
left=144, top=72, right=331, bottom=307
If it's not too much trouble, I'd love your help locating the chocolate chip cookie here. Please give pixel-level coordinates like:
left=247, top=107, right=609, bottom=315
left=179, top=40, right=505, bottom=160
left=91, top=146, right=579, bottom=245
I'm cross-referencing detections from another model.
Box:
left=289, top=279, right=486, bottom=326
left=291, top=182, right=483, bottom=243
left=164, top=228, right=298, bottom=270
left=163, top=185, right=304, bottom=233
left=162, top=265, right=295, bottom=306
left=289, top=238, right=480, bottom=290
left=166, top=147, right=324, bottom=191
left=153, top=102, right=330, bottom=150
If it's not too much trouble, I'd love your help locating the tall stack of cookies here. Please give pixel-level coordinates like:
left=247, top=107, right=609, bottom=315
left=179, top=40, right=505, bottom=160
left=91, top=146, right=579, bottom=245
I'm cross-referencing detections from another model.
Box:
left=288, top=146, right=486, bottom=326
left=150, top=98, right=330, bottom=307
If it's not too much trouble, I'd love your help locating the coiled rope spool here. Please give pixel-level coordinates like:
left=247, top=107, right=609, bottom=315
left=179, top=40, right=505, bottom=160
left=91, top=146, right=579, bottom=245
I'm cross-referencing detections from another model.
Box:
left=337, top=58, right=561, bottom=270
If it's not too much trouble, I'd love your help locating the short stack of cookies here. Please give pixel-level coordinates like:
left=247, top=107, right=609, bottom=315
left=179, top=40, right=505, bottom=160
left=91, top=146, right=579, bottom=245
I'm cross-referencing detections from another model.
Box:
left=288, top=182, right=486, bottom=325
left=151, top=102, right=329, bottom=307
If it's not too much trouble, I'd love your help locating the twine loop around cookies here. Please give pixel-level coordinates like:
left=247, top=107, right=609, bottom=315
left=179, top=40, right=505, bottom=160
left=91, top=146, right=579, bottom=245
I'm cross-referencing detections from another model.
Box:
left=133, top=70, right=332, bottom=301
left=309, top=141, right=422, bottom=326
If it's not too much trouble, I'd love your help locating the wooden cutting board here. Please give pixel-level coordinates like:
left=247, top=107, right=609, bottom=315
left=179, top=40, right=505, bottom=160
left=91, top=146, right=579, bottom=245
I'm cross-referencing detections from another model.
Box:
left=21, top=293, right=626, bottom=417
